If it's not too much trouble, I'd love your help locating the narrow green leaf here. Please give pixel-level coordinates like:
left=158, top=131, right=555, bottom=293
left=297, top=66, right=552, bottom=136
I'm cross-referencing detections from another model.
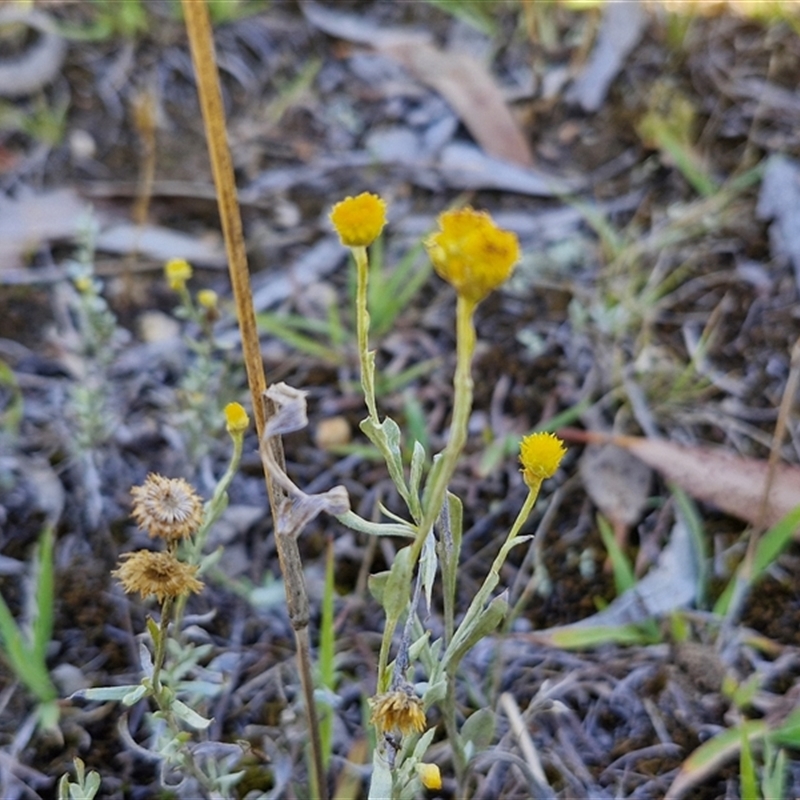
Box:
left=715, top=504, right=800, bottom=616
left=547, top=623, right=661, bottom=649
left=336, top=510, right=415, bottom=538
left=360, top=416, right=410, bottom=504
left=71, top=684, right=142, bottom=702
left=171, top=698, right=212, bottom=729
left=597, top=514, right=636, bottom=596
left=0, top=592, right=32, bottom=684
left=461, top=707, right=496, bottom=753
left=444, top=592, right=507, bottom=669
left=671, top=486, right=709, bottom=608
left=419, top=530, right=438, bottom=614
left=770, top=706, right=800, bottom=748
left=739, top=723, right=759, bottom=800
left=32, top=527, right=56, bottom=667
left=408, top=440, right=427, bottom=521
left=381, top=547, right=413, bottom=624
left=368, top=749, right=394, bottom=800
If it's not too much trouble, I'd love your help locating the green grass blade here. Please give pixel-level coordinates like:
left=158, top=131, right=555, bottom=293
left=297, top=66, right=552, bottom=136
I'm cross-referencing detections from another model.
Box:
left=0, top=592, right=31, bottom=682
left=32, top=527, right=56, bottom=668
left=0, top=591, right=56, bottom=702
left=547, top=623, right=661, bottom=649
left=257, top=312, right=344, bottom=364
left=597, top=514, right=636, bottom=596
left=714, top=504, right=800, bottom=616
left=671, top=486, right=709, bottom=608
left=739, top=723, right=760, bottom=800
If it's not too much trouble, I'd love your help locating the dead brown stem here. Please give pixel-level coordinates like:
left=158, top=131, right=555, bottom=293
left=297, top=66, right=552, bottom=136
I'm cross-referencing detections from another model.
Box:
left=180, top=3, right=327, bottom=797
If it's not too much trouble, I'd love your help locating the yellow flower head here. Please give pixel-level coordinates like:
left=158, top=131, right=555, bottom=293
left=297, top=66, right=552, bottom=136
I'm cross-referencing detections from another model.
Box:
left=369, top=686, right=426, bottom=737
left=329, top=192, right=387, bottom=248
left=113, top=550, right=204, bottom=603
left=426, top=208, right=520, bottom=305
left=131, top=473, right=204, bottom=541
left=417, top=763, right=442, bottom=790
left=197, top=289, right=218, bottom=309
left=519, top=432, right=567, bottom=487
left=224, top=402, right=249, bottom=435
left=165, top=258, right=192, bottom=291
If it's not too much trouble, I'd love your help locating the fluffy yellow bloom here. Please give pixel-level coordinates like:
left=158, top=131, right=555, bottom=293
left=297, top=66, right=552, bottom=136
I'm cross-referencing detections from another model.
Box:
left=165, top=258, right=192, bottom=290
left=131, top=473, right=204, bottom=541
left=224, top=402, right=249, bottom=434
left=417, top=763, right=442, bottom=790
left=329, top=192, right=387, bottom=247
left=519, top=432, right=567, bottom=486
left=426, top=208, right=520, bottom=304
left=113, top=550, right=204, bottom=603
left=369, top=687, right=426, bottom=736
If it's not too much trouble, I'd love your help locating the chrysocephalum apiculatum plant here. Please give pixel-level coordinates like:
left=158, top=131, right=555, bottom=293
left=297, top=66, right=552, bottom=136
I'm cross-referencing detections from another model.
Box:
left=77, top=195, right=564, bottom=799
left=329, top=193, right=566, bottom=798
left=73, top=403, right=253, bottom=798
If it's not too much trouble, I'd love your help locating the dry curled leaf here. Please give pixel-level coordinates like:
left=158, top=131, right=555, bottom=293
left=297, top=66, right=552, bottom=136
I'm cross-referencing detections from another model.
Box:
left=261, top=383, right=350, bottom=538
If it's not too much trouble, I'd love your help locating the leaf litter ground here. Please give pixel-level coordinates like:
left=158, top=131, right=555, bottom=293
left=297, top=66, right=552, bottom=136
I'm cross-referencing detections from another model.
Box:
left=1, top=2, right=800, bottom=798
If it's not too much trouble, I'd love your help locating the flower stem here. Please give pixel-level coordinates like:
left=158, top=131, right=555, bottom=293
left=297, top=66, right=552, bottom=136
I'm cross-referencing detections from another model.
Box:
left=415, top=295, right=476, bottom=559
left=354, top=245, right=380, bottom=424
left=152, top=597, right=173, bottom=693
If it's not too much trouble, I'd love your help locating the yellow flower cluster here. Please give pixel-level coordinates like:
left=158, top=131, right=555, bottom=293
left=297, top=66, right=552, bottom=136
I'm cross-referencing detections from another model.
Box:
left=426, top=208, right=520, bottom=305
left=130, top=473, right=204, bottom=541
left=369, top=687, right=426, bottom=736
left=519, top=432, right=567, bottom=487
left=329, top=192, right=387, bottom=247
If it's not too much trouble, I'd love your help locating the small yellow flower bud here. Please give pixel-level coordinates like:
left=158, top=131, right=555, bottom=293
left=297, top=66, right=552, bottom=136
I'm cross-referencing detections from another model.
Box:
left=329, top=192, right=387, bottom=248
left=224, top=402, right=249, bottom=434
left=165, top=258, right=192, bottom=291
left=426, top=208, right=520, bottom=305
left=197, top=289, right=218, bottom=309
left=519, top=432, right=566, bottom=487
left=417, top=763, right=442, bottom=790
left=73, top=276, right=93, bottom=294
